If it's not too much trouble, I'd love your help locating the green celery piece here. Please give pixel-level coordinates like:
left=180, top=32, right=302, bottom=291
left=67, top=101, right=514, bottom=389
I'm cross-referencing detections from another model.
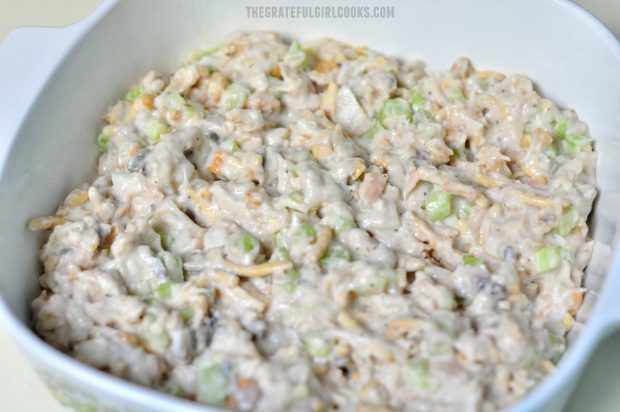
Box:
left=224, top=139, right=240, bottom=153
left=553, top=118, right=568, bottom=139
left=425, top=190, right=452, bottom=222
left=145, top=120, right=169, bottom=144
left=155, top=281, right=173, bottom=299
left=197, top=364, right=229, bottom=405
left=180, top=307, right=193, bottom=324
left=332, top=217, right=353, bottom=233
left=294, top=223, right=316, bottom=240
left=97, top=135, right=110, bottom=152
left=463, top=255, right=481, bottom=266
left=302, top=333, right=330, bottom=357
left=284, top=40, right=308, bottom=68
left=555, top=206, right=579, bottom=236
left=563, top=134, right=592, bottom=157
left=376, top=98, right=412, bottom=128
left=155, top=227, right=174, bottom=251
left=283, top=269, right=300, bottom=293
left=238, top=233, right=260, bottom=254
left=534, top=245, right=561, bottom=273
left=288, top=191, right=303, bottom=204
left=320, top=244, right=351, bottom=269
left=449, top=86, right=465, bottom=104
left=197, top=44, right=222, bottom=59
left=222, top=83, right=249, bottom=110
left=125, top=84, right=144, bottom=101
left=403, top=358, right=430, bottom=391
left=361, top=120, right=382, bottom=140
left=160, top=251, right=184, bottom=282
left=287, top=165, right=299, bottom=177
left=410, top=88, right=426, bottom=110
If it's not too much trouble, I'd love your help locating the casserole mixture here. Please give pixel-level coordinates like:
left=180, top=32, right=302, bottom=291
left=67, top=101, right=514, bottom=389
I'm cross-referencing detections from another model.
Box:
left=28, top=32, right=597, bottom=411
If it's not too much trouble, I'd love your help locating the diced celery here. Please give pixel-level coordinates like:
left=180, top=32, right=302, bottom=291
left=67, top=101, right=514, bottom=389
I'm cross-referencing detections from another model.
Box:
left=97, top=135, right=110, bottom=152
left=331, top=216, right=353, bottom=233
left=320, top=244, right=351, bottom=269
left=269, top=246, right=289, bottom=262
left=294, top=223, right=316, bottom=240
left=550, top=334, right=566, bottom=347
left=145, top=120, right=170, bottom=144
left=161, top=92, right=189, bottom=112
left=361, top=120, right=382, bottom=140
left=287, top=165, right=299, bottom=177
left=155, top=228, right=175, bottom=250
left=522, top=353, right=538, bottom=370
left=449, top=86, right=465, bottom=104
left=552, top=118, right=568, bottom=139
left=410, top=88, right=426, bottom=110
left=302, top=333, right=331, bottom=357
left=403, top=358, right=430, bottom=391
left=478, top=78, right=489, bottom=91
left=288, top=191, right=304, bottom=204
left=284, top=40, right=308, bottom=68
left=144, top=330, right=170, bottom=352
left=143, top=311, right=170, bottom=351
left=534, top=245, right=561, bottom=273
left=160, top=251, right=184, bottom=282
left=223, top=139, right=240, bottom=153
left=164, top=385, right=187, bottom=398
left=376, top=98, right=412, bottom=128
left=125, top=84, right=144, bottom=101
left=562, top=134, right=592, bottom=157
left=197, top=44, right=222, bottom=59
left=550, top=334, right=567, bottom=364
left=155, top=281, right=173, bottom=299
left=283, top=269, right=300, bottom=293
left=221, top=83, right=250, bottom=110
left=555, top=206, right=579, bottom=236
left=142, top=226, right=163, bottom=251
left=238, top=233, right=260, bottom=254
left=197, top=364, right=229, bottom=405
left=180, top=307, right=193, bottom=324
left=425, top=190, right=452, bottom=222
left=463, top=255, right=481, bottom=266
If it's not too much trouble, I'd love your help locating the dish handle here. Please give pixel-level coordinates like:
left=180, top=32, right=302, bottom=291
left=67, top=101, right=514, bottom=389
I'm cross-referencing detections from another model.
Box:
left=0, top=0, right=117, bottom=164
left=0, top=26, right=82, bottom=164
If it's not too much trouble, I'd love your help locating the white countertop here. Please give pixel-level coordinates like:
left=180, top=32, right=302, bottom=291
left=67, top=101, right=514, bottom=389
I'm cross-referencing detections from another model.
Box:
left=1, top=1, right=619, bottom=411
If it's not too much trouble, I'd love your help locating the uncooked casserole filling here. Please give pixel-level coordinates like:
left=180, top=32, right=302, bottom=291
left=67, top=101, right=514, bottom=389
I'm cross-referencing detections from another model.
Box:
left=29, top=32, right=597, bottom=412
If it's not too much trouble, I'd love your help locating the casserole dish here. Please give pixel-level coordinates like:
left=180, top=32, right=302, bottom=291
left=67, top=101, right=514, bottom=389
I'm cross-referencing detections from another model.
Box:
left=0, top=0, right=619, bottom=411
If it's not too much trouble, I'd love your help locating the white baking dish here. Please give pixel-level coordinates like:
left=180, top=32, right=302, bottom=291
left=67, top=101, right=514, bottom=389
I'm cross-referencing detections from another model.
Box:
left=1, top=0, right=619, bottom=410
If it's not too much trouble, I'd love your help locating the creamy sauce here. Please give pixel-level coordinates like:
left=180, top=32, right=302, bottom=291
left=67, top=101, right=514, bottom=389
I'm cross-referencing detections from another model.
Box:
left=29, top=32, right=597, bottom=411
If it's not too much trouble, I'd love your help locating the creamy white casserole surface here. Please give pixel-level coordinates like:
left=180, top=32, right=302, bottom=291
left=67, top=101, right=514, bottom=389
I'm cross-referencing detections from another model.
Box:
left=29, top=32, right=597, bottom=412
